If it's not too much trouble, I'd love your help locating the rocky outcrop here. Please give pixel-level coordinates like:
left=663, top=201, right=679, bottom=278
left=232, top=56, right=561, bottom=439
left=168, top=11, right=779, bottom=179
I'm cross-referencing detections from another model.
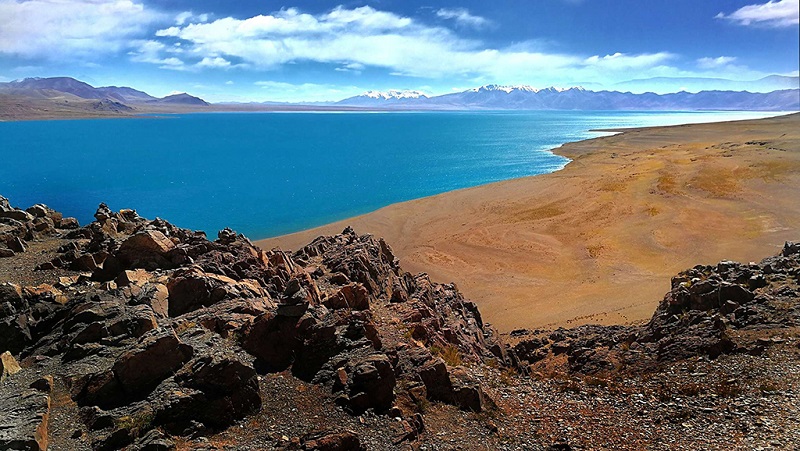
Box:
left=0, top=198, right=504, bottom=449
left=1, top=196, right=78, bottom=259
left=512, top=241, right=800, bottom=375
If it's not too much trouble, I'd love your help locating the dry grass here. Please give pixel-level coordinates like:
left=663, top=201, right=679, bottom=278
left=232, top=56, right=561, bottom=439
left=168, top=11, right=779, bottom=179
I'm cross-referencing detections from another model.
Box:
left=506, top=203, right=564, bottom=223
left=431, top=344, right=463, bottom=367
left=644, top=205, right=660, bottom=216
left=599, top=180, right=627, bottom=192
left=690, top=167, right=741, bottom=197
left=656, top=173, right=679, bottom=194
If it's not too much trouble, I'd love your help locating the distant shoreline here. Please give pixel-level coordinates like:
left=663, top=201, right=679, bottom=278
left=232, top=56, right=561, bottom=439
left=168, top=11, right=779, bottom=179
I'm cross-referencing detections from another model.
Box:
left=1, top=95, right=797, bottom=122
left=257, top=112, right=800, bottom=332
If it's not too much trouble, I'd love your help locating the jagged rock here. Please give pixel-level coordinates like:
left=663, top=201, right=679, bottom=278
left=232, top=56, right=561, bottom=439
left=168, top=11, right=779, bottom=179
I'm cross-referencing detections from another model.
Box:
left=217, top=227, right=237, bottom=245
left=1, top=351, right=22, bottom=383
left=333, top=353, right=396, bottom=413
left=0, top=209, right=33, bottom=222
left=166, top=267, right=262, bottom=317
left=116, top=269, right=153, bottom=287
left=127, top=283, right=170, bottom=317
left=74, top=329, right=193, bottom=409
left=242, top=312, right=296, bottom=372
left=117, top=230, right=177, bottom=271
left=94, top=203, right=113, bottom=223
left=58, top=217, right=80, bottom=229
left=0, top=202, right=514, bottom=446
left=0, top=384, right=51, bottom=451
left=323, top=283, right=370, bottom=311
left=6, top=237, right=26, bottom=253
left=449, top=367, right=487, bottom=412
left=0, top=248, right=14, bottom=258
left=167, top=347, right=261, bottom=429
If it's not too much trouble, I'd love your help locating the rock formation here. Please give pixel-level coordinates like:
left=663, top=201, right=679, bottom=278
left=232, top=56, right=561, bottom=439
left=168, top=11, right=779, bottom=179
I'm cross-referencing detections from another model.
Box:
left=1, top=198, right=502, bottom=450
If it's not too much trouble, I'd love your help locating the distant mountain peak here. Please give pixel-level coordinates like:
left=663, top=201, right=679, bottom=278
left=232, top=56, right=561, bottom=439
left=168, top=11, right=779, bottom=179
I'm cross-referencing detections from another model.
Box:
left=471, top=84, right=585, bottom=93
left=156, top=93, right=209, bottom=106
left=360, top=90, right=429, bottom=100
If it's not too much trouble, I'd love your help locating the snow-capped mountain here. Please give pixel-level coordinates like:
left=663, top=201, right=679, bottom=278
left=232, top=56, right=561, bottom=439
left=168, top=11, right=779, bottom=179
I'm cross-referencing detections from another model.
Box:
left=468, top=84, right=585, bottom=94
left=337, top=90, right=429, bottom=105
left=334, top=83, right=798, bottom=111
left=361, top=90, right=429, bottom=99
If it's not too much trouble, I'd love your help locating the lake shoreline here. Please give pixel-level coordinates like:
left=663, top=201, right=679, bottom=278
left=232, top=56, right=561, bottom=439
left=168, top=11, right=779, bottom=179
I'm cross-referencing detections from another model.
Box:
left=257, top=113, right=800, bottom=332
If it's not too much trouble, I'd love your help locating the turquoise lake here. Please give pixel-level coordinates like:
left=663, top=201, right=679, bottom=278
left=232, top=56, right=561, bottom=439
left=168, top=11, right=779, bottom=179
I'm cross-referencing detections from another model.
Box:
left=0, top=110, right=785, bottom=239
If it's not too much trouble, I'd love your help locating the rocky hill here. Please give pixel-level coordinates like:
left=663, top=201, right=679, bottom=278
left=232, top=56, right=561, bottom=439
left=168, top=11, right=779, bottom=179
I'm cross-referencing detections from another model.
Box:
left=0, top=78, right=208, bottom=120
left=1, top=196, right=798, bottom=450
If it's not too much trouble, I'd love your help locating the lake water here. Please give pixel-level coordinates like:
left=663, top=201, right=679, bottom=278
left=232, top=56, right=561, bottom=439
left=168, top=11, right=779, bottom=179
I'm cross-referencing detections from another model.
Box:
left=0, top=110, right=787, bottom=239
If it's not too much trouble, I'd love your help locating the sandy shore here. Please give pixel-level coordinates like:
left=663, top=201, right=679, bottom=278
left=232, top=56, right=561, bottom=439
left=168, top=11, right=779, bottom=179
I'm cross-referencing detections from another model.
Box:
left=257, top=113, right=800, bottom=332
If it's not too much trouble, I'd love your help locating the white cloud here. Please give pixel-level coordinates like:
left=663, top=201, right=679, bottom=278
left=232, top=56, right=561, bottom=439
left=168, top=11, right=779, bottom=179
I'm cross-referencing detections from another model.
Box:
left=146, top=5, right=675, bottom=84
left=335, top=62, right=366, bottom=73
left=129, top=40, right=186, bottom=69
left=175, top=11, right=208, bottom=26
left=0, top=0, right=164, bottom=60
left=697, top=56, right=738, bottom=69
left=197, top=56, right=231, bottom=69
left=716, top=0, right=800, bottom=27
left=225, top=80, right=234, bottom=85
left=435, top=8, right=489, bottom=28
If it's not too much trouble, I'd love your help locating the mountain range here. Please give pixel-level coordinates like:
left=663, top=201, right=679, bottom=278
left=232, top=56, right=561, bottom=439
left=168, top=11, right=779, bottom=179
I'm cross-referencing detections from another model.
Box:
left=338, top=84, right=800, bottom=111
left=0, top=77, right=209, bottom=120
left=1, top=76, right=798, bottom=120
left=0, top=77, right=208, bottom=105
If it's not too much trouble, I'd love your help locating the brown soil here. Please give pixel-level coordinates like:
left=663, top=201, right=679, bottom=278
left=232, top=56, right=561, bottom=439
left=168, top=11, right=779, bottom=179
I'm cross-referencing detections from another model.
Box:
left=257, top=113, right=800, bottom=332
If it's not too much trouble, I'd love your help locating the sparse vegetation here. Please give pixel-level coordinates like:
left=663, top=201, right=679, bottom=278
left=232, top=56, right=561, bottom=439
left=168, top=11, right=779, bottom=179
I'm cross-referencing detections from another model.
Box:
left=431, top=344, right=463, bottom=367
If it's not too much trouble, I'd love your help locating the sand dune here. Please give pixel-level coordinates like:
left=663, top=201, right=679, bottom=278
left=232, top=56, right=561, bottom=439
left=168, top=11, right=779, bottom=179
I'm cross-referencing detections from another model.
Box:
left=257, top=113, right=800, bottom=332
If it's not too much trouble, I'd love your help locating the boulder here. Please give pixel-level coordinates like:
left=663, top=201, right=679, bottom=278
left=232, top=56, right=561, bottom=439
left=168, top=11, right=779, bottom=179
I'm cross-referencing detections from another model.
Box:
left=58, top=217, right=80, bottom=229
left=169, top=349, right=262, bottom=429
left=0, top=209, right=33, bottom=222
left=75, top=329, right=193, bottom=408
left=166, top=267, right=263, bottom=317
left=113, top=329, right=193, bottom=396
left=118, top=230, right=177, bottom=270
left=334, top=354, right=396, bottom=413
left=1, top=351, right=22, bottom=382
left=116, top=269, right=153, bottom=287
left=323, top=283, right=370, bottom=311
left=128, top=283, right=170, bottom=318
left=6, top=237, right=26, bottom=253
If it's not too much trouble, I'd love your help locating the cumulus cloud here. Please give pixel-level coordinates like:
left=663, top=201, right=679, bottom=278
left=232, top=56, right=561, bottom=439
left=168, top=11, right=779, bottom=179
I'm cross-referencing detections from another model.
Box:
left=435, top=8, right=489, bottom=28
left=128, top=40, right=185, bottom=69
left=716, top=0, right=800, bottom=27
left=197, top=56, right=231, bottom=69
left=697, top=56, right=737, bottom=69
left=144, top=5, right=674, bottom=83
left=0, top=0, right=164, bottom=60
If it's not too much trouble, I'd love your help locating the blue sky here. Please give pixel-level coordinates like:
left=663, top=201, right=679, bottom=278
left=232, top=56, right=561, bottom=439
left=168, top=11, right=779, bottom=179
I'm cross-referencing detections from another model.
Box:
left=0, top=0, right=798, bottom=102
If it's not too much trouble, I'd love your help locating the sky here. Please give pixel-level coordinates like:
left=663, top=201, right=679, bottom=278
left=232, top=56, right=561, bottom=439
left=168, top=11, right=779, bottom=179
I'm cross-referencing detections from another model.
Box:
left=0, top=0, right=798, bottom=102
